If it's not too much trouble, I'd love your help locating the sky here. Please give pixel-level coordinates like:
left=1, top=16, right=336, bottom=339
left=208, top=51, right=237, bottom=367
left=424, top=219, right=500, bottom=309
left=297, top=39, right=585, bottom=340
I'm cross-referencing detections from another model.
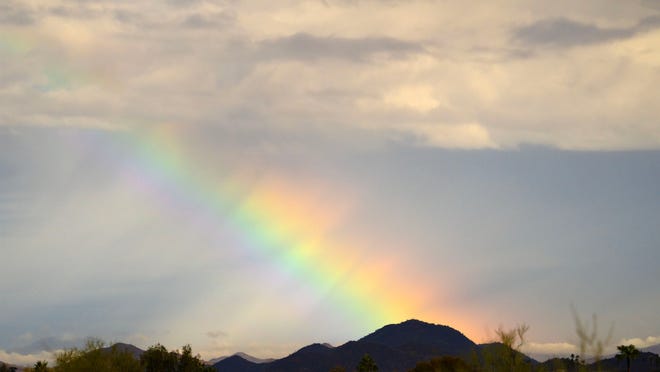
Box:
left=1, top=0, right=660, bottom=366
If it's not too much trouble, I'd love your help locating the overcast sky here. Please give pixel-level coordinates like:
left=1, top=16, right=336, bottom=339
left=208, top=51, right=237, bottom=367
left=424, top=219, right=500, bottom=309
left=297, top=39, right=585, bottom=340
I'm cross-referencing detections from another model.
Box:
left=1, top=0, right=660, bottom=365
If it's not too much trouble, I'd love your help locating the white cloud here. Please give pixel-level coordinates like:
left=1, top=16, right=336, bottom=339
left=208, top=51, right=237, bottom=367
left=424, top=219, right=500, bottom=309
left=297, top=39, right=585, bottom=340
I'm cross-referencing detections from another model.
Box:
left=522, top=342, right=578, bottom=356
left=619, top=336, right=660, bottom=348
left=414, top=123, right=498, bottom=149
left=383, top=85, right=442, bottom=113
left=0, top=349, right=58, bottom=367
left=0, top=0, right=658, bottom=150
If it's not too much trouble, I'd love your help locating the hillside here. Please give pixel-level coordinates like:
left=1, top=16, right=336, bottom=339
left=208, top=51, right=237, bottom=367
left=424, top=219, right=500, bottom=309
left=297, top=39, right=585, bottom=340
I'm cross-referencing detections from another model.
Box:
left=212, top=319, right=479, bottom=371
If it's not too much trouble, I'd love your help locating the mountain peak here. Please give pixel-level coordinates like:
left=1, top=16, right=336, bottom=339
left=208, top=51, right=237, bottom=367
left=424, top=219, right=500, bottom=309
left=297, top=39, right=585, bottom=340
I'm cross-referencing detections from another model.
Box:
left=359, top=319, right=476, bottom=355
left=214, top=320, right=480, bottom=372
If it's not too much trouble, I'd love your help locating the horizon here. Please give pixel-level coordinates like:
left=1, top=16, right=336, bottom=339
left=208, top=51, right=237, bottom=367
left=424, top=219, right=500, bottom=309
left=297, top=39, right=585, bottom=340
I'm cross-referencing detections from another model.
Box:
left=2, top=318, right=660, bottom=366
left=1, top=0, right=659, bottom=367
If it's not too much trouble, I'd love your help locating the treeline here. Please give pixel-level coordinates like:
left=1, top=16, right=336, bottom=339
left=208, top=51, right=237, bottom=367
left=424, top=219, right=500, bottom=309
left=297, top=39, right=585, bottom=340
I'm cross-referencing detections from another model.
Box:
left=18, top=339, right=213, bottom=372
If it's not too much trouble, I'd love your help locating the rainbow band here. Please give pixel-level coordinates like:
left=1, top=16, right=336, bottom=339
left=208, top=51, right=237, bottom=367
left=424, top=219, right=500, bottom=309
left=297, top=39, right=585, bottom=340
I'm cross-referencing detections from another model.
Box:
left=1, top=28, right=432, bottom=330
left=115, top=125, right=425, bottom=328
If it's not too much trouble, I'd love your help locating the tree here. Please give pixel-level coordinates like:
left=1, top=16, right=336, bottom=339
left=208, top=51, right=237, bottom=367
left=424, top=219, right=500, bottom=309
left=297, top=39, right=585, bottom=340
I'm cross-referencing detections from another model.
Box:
left=616, top=345, right=640, bottom=372
left=178, top=344, right=213, bottom=372
left=572, top=307, right=613, bottom=366
left=141, top=343, right=178, bottom=372
left=140, top=343, right=213, bottom=372
left=357, top=353, right=378, bottom=372
left=53, top=338, right=141, bottom=372
left=409, top=356, right=472, bottom=372
left=34, top=361, right=49, bottom=372
left=493, top=324, right=530, bottom=372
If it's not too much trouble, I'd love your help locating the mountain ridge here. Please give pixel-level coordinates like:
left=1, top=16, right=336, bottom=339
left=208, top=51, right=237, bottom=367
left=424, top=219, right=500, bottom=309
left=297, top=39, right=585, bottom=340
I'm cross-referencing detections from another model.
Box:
left=212, top=319, right=479, bottom=371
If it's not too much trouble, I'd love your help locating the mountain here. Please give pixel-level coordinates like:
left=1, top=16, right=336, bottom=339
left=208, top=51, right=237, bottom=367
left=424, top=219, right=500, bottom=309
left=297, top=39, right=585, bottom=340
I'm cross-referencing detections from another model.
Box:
left=213, top=319, right=480, bottom=372
left=0, top=361, right=17, bottom=370
left=102, top=342, right=145, bottom=359
left=360, top=319, right=477, bottom=360
left=477, top=342, right=538, bottom=364
left=212, top=354, right=262, bottom=372
left=208, top=352, right=276, bottom=365
left=539, top=351, right=660, bottom=372
left=595, top=351, right=660, bottom=372
left=643, top=344, right=660, bottom=355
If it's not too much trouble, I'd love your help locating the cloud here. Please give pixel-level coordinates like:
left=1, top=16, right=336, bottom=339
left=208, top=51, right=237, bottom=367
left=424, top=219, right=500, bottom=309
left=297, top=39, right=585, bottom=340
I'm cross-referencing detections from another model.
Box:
left=206, top=331, right=227, bottom=339
left=411, top=123, right=498, bottom=149
left=180, top=12, right=234, bottom=29
left=522, top=342, right=578, bottom=357
left=256, top=33, right=425, bottom=62
left=11, top=336, right=83, bottom=354
left=1, top=1, right=659, bottom=152
left=0, top=1, right=35, bottom=25
left=641, top=0, right=660, bottom=11
left=515, top=16, right=660, bottom=48
left=619, top=336, right=660, bottom=348
left=0, top=349, right=57, bottom=366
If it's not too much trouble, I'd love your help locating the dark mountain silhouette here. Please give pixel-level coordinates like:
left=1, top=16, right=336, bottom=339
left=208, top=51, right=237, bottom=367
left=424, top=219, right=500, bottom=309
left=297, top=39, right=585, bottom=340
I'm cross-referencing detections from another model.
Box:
left=102, top=342, right=145, bottom=359
left=360, top=319, right=477, bottom=361
left=266, top=341, right=417, bottom=372
left=539, top=357, right=578, bottom=371
left=0, top=361, right=18, bottom=371
left=643, top=344, right=660, bottom=356
left=208, top=352, right=275, bottom=365
left=595, top=351, right=660, bottom=372
left=212, top=354, right=262, bottom=372
left=539, top=352, right=660, bottom=372
left=477, top=342, right=538, bottom=364
left=213, top=319, right=479, bottom=372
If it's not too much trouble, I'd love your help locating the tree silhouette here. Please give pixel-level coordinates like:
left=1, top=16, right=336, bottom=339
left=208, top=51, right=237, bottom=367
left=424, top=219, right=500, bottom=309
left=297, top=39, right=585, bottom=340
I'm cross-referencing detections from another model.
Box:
left=54, top=338, right=141, bottom=372
left=616, top=344, right=640, bottom=372
left=357, top=353, right=378, bottom=372
left=493, top=323, right=529, bottom=372
left=141, top=343, right=178, bottom=372
left=140, top=343, right=212, bottom=372
left=33, top=361, right=48, bottom=372
left=410, top=356, right=473, bottom=372
left=178, top=344, right=212, bottom=372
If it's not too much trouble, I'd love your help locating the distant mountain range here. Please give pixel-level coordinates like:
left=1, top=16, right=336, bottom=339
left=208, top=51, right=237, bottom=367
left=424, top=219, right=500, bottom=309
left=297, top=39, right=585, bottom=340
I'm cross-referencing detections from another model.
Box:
left=101, top=342, right=145, bottom=359
left=212, top=319, right=477, bottom=371
left=644, top=344, right=660, bottom=355
left=17, top=319, right=657, bottom=372
left=209, top=319, right=660, bottom=372
left=208, top=352, right=276, bottom=365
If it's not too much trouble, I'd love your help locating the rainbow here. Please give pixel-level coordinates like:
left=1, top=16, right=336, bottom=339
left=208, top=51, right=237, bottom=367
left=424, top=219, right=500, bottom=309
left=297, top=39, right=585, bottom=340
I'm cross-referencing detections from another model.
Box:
left=2, top=28, right=440, bottom=331
left=97, top=124, right=434, bottom=329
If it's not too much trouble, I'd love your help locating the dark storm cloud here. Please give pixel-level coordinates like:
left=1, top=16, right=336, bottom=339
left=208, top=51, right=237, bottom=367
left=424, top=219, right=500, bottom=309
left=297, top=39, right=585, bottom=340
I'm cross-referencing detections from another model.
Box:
left=256, top=33, right=426, bottom=62
left=515, top=16, right=660, bottom=47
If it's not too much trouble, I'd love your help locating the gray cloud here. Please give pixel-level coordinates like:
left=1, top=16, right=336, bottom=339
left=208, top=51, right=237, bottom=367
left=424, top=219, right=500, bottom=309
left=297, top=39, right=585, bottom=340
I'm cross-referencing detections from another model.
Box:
left=515, top=16, right=660, bottom=47
left=256, top=33, right=425, bottom=62
left=0, top=2, right=35, bottom=25
left=206, top=330, right=227, bottom=339
left=641, top=0, right=660, bottom=11
left=11, top=336, right=83, bottom=354
left=48, top=5, right=102, bottom=19
left=181, top=12, right=235, bottom=29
